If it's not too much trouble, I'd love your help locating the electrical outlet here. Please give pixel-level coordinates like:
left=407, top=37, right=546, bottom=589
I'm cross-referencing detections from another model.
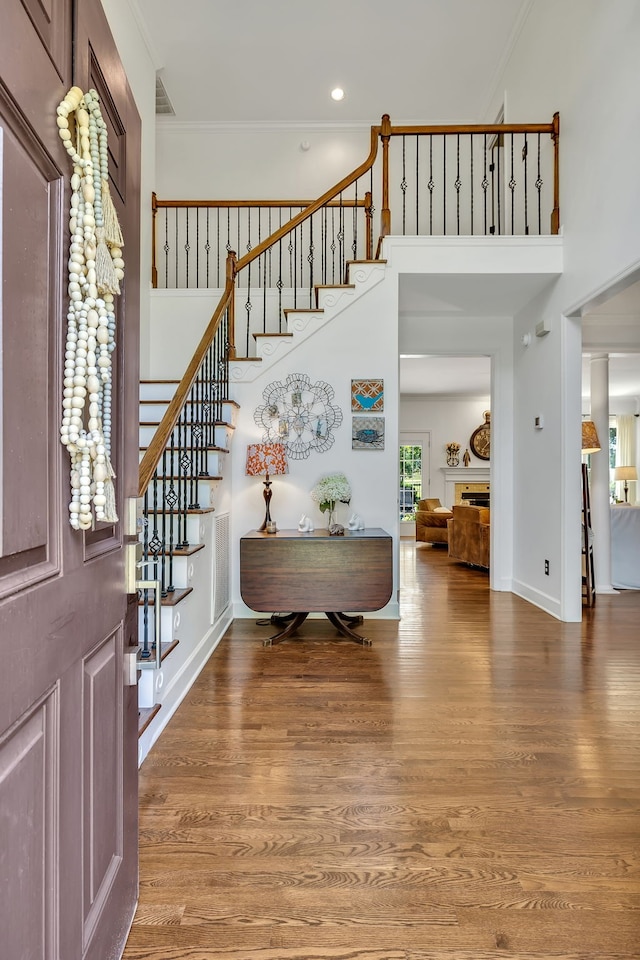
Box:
left=544, top=559, right=550, bottom=575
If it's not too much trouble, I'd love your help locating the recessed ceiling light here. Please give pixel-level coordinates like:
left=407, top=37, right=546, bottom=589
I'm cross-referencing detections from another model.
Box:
left=331, top=87, right=345, bottom=102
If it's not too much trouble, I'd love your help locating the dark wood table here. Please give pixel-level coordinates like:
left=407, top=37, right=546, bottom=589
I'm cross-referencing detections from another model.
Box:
left=240, top=528, right=393, bottom=646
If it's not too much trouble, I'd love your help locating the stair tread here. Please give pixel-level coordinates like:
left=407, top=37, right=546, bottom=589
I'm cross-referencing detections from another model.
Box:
left=253, top=332, right=293, bottom=340
left=230, top=356, right=262, bottom=363
left=143, top=543, right=206, bottom=557
left=282, top=307, right=324, bottom=315
left=140, top=379, right=180, bottom=384
left=139, top=419, right=234, bottom=428
left=314, top=283, right=355, bottom=290
left=138, top=704, right=161, bottom=737
left=346, top=258, right=387, bottom=265
left=138, top=586, right=193, bottom=607
left=138, top=638, right=180, bottom=665
left=144, top=474, right=222, bottom=482
left=139, top=445, right=229, bottom=453
left=146, top=506, right=215, bottom=515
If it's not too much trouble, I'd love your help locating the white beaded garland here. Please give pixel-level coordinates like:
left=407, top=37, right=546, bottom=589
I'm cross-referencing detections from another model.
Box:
left=57, top=86, right=124, bottom=529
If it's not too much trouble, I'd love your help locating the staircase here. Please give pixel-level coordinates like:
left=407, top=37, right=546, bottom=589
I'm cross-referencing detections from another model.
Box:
left=136, top=379, right=238, bottom=761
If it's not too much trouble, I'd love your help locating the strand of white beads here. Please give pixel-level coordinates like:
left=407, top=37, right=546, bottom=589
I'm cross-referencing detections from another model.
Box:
left=57, top=86, right=123, bottom=529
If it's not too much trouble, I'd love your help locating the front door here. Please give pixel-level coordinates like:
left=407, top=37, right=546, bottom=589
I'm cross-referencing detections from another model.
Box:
left=0, top=2, right=141, bottom=958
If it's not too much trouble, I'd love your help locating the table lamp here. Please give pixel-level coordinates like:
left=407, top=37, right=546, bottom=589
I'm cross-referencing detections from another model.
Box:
left=614, top=465, right=637, bottom=504
left=246, top=443, right=288, bottom=531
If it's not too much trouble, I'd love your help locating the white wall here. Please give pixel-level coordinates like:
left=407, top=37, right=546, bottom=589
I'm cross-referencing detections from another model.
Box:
left=156, top=123, right=371, bottom=200
left=229, top=275, right=400, bottom=620
left=486, top=0, right=640, bottom=619
left=400, top=396, right=491, bottom=504
left=101, top=0, right=157, bottom=376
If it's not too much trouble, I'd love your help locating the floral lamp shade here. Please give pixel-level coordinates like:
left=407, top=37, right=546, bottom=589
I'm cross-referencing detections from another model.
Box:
left=581, top=420, right=601, bottom=454
left=245, top=443, right=288, bottom=477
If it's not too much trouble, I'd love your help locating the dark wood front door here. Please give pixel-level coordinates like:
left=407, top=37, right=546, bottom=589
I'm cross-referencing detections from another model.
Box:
left=0, top=2, right=140, bottom=958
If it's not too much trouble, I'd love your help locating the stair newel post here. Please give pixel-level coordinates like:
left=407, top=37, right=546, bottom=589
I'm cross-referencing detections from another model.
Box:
left=550, top=111, right=560, bottom=235
left=151, top=191, right=158, bottom=288
left=365, top=191, right=373, bottom=261
left=380, top=114, right=392, bottom=240
left=226, top=251, right=237, bottom=360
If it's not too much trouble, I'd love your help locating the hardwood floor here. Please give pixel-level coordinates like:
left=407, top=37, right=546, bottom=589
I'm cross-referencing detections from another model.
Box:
left=123, top=542, right=640, bottom=960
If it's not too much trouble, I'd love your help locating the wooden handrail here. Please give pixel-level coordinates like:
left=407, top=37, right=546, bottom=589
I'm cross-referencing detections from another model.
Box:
left=234, top=125, right=381, bottom=274
left=153, top=198, right=368, bottom=209
left=138, top=252, right=237, bottom=497
left=385, top=122, right=556, bottom=136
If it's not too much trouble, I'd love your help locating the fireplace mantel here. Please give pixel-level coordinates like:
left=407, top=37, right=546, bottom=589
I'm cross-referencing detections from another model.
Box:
left=441, top=466, right=490, bottom=508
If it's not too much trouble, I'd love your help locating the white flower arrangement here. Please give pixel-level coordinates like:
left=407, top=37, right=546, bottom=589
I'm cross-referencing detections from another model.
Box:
left=310, top=473, right=352, bottom=514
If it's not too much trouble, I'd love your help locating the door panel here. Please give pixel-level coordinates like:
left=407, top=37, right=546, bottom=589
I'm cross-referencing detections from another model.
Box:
left=0, top=2, right=141, bottom=958
left=0, top=687, right=59, bottom=960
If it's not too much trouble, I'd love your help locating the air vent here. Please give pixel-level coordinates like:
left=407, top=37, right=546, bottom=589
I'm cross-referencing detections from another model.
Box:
left=213, top=513, right=230, bottom=622
left=155, top=75, right=175, bottom=116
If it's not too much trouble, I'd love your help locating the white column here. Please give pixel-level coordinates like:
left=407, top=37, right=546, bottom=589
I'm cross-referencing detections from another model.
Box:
left=590, top=355, right=616, bottom=593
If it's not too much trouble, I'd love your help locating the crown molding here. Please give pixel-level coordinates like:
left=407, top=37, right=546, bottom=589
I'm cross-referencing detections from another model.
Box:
left=479, top=0, right=535, bottom=121
left=125, top=0, right=164, bottom=70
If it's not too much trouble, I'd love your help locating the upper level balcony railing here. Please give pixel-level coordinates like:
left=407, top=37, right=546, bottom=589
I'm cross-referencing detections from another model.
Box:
left=152, top=113, right=559, bottom=296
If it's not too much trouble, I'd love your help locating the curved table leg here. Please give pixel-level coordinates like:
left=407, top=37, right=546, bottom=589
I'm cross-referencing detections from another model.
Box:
left=263, top=611, right=308, bottom=647
left=325, top=611, right=372, bottom=647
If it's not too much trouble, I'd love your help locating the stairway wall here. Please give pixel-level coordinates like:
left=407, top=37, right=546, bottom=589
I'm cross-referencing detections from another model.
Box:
left=230, top=273, right=401, bottom=621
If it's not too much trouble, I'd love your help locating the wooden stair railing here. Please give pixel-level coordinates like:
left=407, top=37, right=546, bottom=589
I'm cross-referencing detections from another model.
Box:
left=138, top=111, right=561, bottom=655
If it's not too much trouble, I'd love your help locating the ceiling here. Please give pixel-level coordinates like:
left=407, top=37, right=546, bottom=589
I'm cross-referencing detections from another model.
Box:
left=132, top=0, right=640, bottom=401
left=134, top=0, right=531, bottom=125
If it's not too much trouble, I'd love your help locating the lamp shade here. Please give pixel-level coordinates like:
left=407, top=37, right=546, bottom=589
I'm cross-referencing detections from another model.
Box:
left=246, top=443, right=288, bottom=477
left=581, top=420, right=601, bottom=454
left=614, top=465, right=638, bottom=482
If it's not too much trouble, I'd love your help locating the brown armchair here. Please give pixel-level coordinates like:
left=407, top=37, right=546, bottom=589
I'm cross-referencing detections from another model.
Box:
left=447, top=505, right=490, bottom=568
left=415, top=498, right=453, bottom=546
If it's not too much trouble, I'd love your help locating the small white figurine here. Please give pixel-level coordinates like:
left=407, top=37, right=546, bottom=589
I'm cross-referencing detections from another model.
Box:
left=348, top=513, right=365, bottom=531
left=298, top=514, right=314, bottom=532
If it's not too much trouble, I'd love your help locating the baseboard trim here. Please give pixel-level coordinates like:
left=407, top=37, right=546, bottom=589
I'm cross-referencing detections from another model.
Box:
left=512, top=579, right=562, bottom=620
left=138, top=606, right=233, bottom=765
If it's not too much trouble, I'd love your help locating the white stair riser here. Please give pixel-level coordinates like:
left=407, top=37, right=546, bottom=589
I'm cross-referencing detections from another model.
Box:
left=139, top=382, right=178, bottom=402
left=138, top=423, right=230, bottom=448
left=139, top=448, right=225, bottom=476
left=146, top=477, right=219, bottom=508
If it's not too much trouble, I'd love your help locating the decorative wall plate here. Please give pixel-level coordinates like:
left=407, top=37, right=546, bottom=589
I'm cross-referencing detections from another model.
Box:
left=254, top=373, right=343, bottom=460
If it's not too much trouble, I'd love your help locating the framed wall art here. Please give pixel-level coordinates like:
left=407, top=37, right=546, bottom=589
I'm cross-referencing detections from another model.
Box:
left=352, top=417, right=385, bottom=450
left=351, top=379, right=384, bottom=413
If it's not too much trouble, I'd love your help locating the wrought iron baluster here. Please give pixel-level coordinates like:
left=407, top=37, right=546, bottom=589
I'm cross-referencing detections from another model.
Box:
left=338, top=192, right=344, bottom=282
left=455, top=134, right=461, bottom=235
left=188, top=383, right=198, bottom=509
left=141, top=490, right=151, bottom=658
left=195, top=208, right=200, bottom=287
left=288, top=208, right=294, bottom=289
left=509, top=133, right=516, bottom=235
left=277, top=234, right=283, bottom=331
left=443, top=136, right=447, bottom=236
left=167, top=441, right=176, bottom=590
left=536, top=133, right=543, bottom=235
left=470, top=134, right=474, bottom=235
left=428, top=135, right=434, bottom=235
left=483, top=133, right=488, bottom=235
left=308, top=215, right=314, bottom=307
left=179, top=409, right=190, bottom=549
left=352, top=181, right=358, bottom=264
left=293, top=222, right=298, bottom=309
left=216, top=208, right=221, bottom=286
left=415, top=136, right=419, bottom=236
left=174, top=207, right=179, bottom=287
left=163, top=208, right=169, bottom=288
left=185, top=208, right=190, bottom=287
left=331, top=206, right=336, bottom=283
left=205, top=208, right=210, bottom=288
left=523, top=134, right=529, bottom=235
left=401, top=134, right=407, bottom=235
left=321, top=206, right=327, bottom=284
left=245, top=254, right=252, bottom=357
left=163, top=450, right=175, bottom=593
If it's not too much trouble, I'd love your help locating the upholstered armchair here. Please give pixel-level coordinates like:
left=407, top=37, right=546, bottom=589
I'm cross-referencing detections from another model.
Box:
left=447, top=505, right=490, bottom=568
left=415, top=498, right=453, bottom=545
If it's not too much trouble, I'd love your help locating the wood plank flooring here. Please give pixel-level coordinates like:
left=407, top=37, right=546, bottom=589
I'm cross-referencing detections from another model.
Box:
left=123, top=542, right=640, bottom=960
